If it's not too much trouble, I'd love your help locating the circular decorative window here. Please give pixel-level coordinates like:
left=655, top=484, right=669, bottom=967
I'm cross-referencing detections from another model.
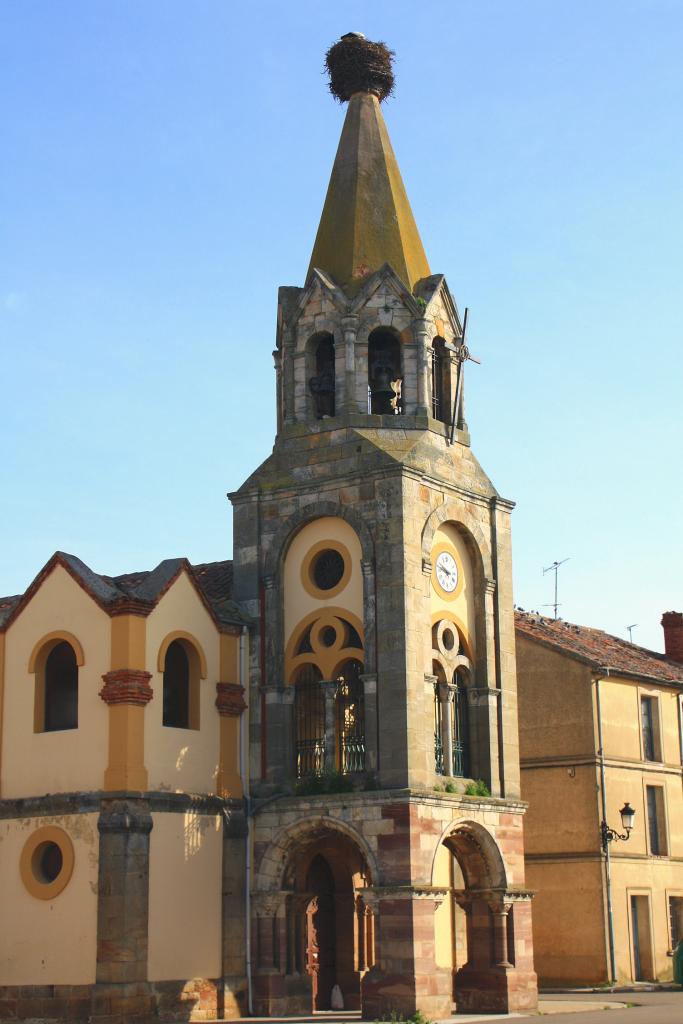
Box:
left=321, top=625, right=337, bottom=647
left=20, top=826, right=74, bottom=900
left=301, top=540, right=352, bottom=599
left=312, top=549, right=345, bottom=591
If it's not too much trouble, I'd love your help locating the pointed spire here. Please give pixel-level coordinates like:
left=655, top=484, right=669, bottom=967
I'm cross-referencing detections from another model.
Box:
left=307, top=35, right=430, bottom=296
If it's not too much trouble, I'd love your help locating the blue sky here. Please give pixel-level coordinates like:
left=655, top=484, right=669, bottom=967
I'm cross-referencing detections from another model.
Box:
left=2, top=1, right=681, bottom=652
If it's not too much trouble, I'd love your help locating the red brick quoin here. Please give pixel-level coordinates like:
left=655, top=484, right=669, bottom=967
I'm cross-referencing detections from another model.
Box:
left=99, top=669, right=153, bottom=706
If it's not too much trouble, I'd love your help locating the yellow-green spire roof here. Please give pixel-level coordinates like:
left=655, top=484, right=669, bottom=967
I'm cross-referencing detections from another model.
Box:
left=307, top=36, right=430, bottom=296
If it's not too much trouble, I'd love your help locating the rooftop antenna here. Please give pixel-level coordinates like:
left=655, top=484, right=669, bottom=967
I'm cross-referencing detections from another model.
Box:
left=542, top=558, right=569, bottom=620
left=626, top=623, right=638, bottom=643
left=448, top=307, right=481, bottom=445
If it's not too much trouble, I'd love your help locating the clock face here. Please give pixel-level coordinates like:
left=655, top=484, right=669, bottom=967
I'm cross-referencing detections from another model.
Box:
left=435, top=551, right=458, bottom=594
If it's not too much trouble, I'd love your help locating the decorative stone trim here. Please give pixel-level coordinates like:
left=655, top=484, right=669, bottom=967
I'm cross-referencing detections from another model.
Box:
left=99, top=669, right=153, bottom=706
left=216, top=682, right=247, bottom=716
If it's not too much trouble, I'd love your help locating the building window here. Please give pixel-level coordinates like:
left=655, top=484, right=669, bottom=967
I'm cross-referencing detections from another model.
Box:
left=646, top=785, right=668, bottom=856
left=669, top=896, right=683, bottom=950
left=295, top=664, right=325, bottom=778
left=430, top=338, right=449, bottom=423
left=641, top=696, right=661, bottom=762
left=368, top=328, right=402, bottom=414
left=43, top=641, right=78, bottom=732
left=336, top=659, right=365, bottom=773
left=162, top=639, right=201, bottom=729
left=20, top=826, right=75, bottom=900
left=308, top=332, right=335, bottom=418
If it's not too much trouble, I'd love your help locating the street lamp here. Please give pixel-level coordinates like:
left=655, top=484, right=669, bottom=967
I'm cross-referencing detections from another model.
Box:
left=601, top=802, right=636, bottom=852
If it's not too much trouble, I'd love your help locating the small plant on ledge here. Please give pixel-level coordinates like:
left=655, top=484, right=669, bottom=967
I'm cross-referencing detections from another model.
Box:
left=464, top=779, right=491, bottom=797
left=294, top=770, right=355, bottom=796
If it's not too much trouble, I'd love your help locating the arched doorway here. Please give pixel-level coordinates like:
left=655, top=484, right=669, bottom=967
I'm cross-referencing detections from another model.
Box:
left=284, top=830, right=374, bottom=1011
left=431, top=820, right=534, bottom=1013
left=252, top=822, right=375, bottom=1016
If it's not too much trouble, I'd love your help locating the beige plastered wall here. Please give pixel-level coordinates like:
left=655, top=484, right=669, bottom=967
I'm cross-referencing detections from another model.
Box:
left=430, top=521, right=476, bottom=655
left=283, top=516, right=363, bottom=649
left=526, top=859, right=606, bottom=985
left=0, top=813, right=99, bottom=984
left=145, top=572, right=221, bottom=794
left=147, top=811, right=222, bottom=981
left=2, top=566, right=109, bottom=798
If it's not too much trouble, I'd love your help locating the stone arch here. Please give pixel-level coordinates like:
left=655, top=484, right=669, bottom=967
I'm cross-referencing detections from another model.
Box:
left=263, top=502, right=374, bottom=581
left=254, top=814, right=380, bottom=892
left=430, top=817, right=507, bottom=891
left=421, top=500, right=493, bottom=582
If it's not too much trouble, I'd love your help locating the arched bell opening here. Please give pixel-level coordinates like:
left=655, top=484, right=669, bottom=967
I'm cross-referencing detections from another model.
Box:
left=368, top=327, right=402, bottom=414
left=307, top=331, right=336, bottom=419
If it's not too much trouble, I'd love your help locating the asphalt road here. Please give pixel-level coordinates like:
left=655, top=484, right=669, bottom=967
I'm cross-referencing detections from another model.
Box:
left=523, top=990, right=683, bottom=1024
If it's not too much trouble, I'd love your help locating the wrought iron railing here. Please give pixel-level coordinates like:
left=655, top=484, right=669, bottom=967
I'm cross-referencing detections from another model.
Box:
left=341, top=735, right=365, bottom=774
left=434, top=731, right=444, bottom=775
left=296, top=738, right=326, bottom=779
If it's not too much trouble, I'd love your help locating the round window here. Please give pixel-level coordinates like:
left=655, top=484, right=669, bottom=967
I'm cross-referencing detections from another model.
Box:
left=20, top=826, right=74, bottom=900
left=442, top=628, right=456, bottom=652
left=32, top=841, right=63, bottom=884
left=321, top=625, right=337, bottom=648
left=311, top=549, right=345, bottom=591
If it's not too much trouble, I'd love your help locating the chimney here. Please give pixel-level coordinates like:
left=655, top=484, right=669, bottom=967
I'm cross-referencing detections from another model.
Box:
left=662, top=612, right=683, bottom=664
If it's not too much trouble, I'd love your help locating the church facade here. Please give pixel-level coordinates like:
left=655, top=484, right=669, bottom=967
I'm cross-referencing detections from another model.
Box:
left=0, top=35, right=537, bottom=1022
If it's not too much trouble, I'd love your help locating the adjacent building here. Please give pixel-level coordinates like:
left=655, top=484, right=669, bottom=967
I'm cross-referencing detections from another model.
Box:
left=0, top=34, right=538, bottom=1021
left=517, top=609, right=683, bottom=986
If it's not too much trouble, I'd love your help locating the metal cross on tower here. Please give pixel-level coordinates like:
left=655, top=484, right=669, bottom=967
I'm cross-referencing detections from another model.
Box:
left=448, top=307, right=481, bottom=445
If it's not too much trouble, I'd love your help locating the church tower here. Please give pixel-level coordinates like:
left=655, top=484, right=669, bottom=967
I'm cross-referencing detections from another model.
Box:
left=231, top=34, right=537, bottom=1019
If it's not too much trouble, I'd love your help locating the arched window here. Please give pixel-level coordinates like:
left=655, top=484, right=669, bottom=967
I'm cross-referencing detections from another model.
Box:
left=335, top=659, right=365, bottom=773
left=452, top=668, right=470, bottom=778
left=162, top=639, right=197, bottom=729
left=43, top=641, right=78, bottom=732
left=295, top=664, right=325, bottom=778
left=430, top=337, right=449, bottom=423
left=308, top=332, right=335, bottom=418
left=368, top=328, right=402, bottom=414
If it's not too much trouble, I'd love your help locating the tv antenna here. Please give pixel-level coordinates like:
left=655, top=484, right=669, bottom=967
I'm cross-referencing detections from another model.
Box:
left=449, top=307, right=481, bottom=445
left=626, top=624, right=638, bottom=643
left=542, top=558, right=569, bottom=620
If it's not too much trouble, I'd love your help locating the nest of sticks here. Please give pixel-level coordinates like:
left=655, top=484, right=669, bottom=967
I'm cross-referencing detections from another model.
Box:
left=325, top=34, right=395, bottom=103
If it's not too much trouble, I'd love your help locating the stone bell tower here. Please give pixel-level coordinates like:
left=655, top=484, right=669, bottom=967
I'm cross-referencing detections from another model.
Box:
left=231, top=33, right=537, bottom=1020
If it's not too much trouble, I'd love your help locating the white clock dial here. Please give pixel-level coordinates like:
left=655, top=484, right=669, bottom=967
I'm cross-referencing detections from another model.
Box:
left=435, top=551, right=458, bottom=593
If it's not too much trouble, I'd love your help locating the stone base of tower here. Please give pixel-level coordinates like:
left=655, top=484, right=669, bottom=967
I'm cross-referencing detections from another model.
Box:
left=455, top=965, right=538, bottom=1014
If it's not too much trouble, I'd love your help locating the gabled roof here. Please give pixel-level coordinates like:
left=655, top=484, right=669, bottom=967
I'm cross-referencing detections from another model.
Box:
left=0, top=552, right=249, bottom=633
left=515, top=610, right=683, bottom=685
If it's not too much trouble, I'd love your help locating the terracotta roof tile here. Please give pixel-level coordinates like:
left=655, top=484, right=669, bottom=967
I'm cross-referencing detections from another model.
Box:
left=515, top=610, right=683, bottom=684
left=0, top=554, right=248, bottom=631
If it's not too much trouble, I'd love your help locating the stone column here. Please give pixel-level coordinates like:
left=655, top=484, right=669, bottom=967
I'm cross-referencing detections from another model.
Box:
left=221, top=805, right=248, bottom=1016
left=360, top=672, right=378, bottom=774
left=361, top=887, right=452, bottom=1021
left=273, top=349, right=283, bottom=434
left=437, top=681, right=456, bottom=777
left=341, top=314, right=359, bottom=416
left=488, top=900, right=512, bottom=968
left=215, top=681, right=246, bottom=797
left=93, top=799, right=153, bottom=1020
left=413, top=317, right=432, bottom=417
left=321, top=680, right=338, bottom=773
left=264, top=684, right=296, bottom=787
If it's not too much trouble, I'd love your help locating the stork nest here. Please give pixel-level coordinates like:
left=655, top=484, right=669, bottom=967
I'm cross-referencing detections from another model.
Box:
left=325, top=35, right=395, bottom=103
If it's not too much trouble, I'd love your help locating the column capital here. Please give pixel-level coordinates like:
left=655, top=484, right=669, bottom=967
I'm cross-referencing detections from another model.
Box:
left=437, top=680, right=457, bottom=703
left=341, top=313, right=359, bottom=331
left=252, top=890, right=288, bottom=916
left=361, top=558, right=375, bottom=579
left=421, top=557, right=433, bottom=577
left=484, top=578, right=497, bottom=595
left=262, top=574, right=276, bottom=591
left=412, top=315, right=435, bottom=342
left=215, top=682, right=247, bottom=716
left=99, top=669, right=153, bottom=707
